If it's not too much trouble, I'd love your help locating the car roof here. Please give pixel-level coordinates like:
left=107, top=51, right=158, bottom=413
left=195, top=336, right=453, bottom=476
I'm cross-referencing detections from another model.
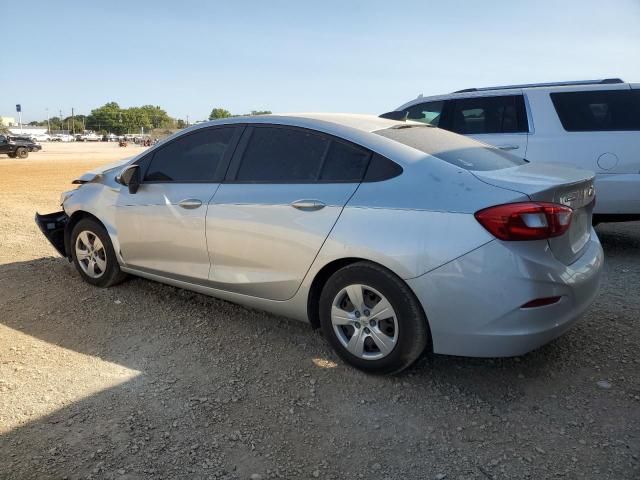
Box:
left=397, top=79, right=633, bottom=109
left=194, top=113, right=413, bottom=133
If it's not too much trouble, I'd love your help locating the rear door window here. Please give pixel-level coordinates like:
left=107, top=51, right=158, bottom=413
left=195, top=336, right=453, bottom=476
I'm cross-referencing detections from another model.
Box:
left=550, top=90, right=640, bottom=131
left=232, top=126, right=372, bottom=183
left=451, top=95, right=528, bottom=134
left=235, top=127, right=328, bottom=182
left=318, top=140, right=371, bottom=182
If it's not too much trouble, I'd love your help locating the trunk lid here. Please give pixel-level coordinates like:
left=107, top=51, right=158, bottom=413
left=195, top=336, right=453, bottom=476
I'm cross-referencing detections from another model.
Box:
left=471, top=162, right=596, bottom=265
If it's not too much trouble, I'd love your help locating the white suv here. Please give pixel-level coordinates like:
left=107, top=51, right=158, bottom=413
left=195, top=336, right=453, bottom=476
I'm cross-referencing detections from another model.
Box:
left=385, top=79, right=640, bottom=223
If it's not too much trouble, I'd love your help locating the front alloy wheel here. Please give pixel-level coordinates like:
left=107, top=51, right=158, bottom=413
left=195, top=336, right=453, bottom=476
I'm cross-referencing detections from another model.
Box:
left=70, top=218, right=127, bottom=287
left=75, top=230, right=107, bottom=279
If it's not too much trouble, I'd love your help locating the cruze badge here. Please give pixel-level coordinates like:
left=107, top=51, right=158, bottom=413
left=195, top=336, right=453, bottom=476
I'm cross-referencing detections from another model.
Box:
left=560, top=184, right=594, bottom=206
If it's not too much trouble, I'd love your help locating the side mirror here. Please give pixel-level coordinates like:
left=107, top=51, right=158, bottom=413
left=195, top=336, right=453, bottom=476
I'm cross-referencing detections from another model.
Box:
left=116, top=164, right=141, bottom=194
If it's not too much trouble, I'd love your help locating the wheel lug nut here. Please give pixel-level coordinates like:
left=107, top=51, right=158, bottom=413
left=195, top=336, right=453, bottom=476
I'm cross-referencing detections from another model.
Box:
left=364, top=310, right=370, bottom=317
left=364, top=327, right=370, bottom=334
left=369, top=319, right=376, bottom=327
left=354, top=311, right=361, bottom=318
left=354, top=323, right=360, bottom=329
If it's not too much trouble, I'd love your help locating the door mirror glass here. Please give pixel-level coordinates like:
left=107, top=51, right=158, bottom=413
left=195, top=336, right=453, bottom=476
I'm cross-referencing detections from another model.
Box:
left=116, top=164, right=141, bottom=194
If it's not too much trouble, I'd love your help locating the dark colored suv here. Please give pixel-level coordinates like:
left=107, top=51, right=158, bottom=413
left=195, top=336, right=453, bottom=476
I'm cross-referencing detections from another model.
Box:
left=0, top=134, right=42, bottom=158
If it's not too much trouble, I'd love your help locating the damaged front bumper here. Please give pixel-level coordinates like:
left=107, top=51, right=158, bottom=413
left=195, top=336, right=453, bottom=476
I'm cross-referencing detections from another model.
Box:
left=35, top=211, right=69, bottom=258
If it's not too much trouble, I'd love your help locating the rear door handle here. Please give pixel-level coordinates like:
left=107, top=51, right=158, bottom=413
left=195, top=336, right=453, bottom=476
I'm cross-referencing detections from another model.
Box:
left=497, top=145, right=520, bottom=151
left=178, top=198, right=203, bottom=209
left=290, top=199, right=326, bottom=211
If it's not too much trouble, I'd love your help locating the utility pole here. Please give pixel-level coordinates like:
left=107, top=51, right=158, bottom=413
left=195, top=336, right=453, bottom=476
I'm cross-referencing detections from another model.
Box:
left=46, top=108, right=51, bottom=134
left=186, top=115, right=190, bottom=127
left=59, top=109, right=63, bottom=134
left=71, top=107, right=75, bottom=135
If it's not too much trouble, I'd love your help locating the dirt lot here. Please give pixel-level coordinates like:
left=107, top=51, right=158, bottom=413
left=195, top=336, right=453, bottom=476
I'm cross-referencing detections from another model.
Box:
left=0, top=143, right=638, bottom=479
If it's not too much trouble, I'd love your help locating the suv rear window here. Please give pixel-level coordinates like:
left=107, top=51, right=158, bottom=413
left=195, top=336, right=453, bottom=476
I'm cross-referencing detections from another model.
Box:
left=375, top=126, right=526, bottom=171
left=551, top=90, right=640, bottom=131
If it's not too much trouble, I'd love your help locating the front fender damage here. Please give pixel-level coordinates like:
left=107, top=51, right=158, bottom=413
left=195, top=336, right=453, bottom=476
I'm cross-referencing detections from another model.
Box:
left=35, top=211, right=70, bottom=259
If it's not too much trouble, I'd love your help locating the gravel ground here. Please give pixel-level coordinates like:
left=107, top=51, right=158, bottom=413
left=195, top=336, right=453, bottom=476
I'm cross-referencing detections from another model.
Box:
left=0, top=144, right=638, bottom=479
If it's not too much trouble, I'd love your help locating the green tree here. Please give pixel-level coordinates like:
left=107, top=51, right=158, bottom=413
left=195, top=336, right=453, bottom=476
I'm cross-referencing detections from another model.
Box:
left=86, top=102, right=123, bottom=133
left=209, top=108, right=232, bottom=120
left=122, top=107, right=153, bottom=133
left=250, top=110, right=272, bottom=115
left=60, top=117, right=84, bottom=134
left=139, top=105, right=172, bottom=128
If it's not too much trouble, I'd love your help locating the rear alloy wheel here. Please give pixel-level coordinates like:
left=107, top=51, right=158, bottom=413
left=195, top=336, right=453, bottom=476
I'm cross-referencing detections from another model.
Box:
left=71, top=218, right=127, bottom=287
left=331, top=284, right=398, bottom=360
left=319, top=262, right=429, bottom=374
left=15, top=147, right=28, bottom=159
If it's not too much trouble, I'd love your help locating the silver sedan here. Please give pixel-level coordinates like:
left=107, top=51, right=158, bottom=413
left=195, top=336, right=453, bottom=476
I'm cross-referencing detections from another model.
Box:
left=36, top=114, right=603, bottom=374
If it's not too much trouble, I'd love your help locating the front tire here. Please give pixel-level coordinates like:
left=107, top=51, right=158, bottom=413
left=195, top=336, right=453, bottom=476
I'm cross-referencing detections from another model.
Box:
left=319, top=262, right=429, bottom=375
left=15, top=147, right=28, bottom=159
left=70, top=218, right=127, bottom=287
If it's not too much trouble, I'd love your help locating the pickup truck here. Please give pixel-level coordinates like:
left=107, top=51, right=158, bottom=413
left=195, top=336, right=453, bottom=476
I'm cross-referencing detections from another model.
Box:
left=0, top=134, right=42, bottom=158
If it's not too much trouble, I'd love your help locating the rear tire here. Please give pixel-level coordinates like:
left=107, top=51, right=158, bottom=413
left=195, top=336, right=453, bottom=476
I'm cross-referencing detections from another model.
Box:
left=70, top=218, right=127, bottom=287
left=319, top=261, right=429, bottom=375
left=15, top=147, right=28, bottom=159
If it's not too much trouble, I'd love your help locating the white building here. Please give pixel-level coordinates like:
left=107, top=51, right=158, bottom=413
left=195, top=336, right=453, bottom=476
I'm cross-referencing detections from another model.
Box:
left=8, top=125, right=48, bottom=136
left=0, top=116, right=17, bottom=127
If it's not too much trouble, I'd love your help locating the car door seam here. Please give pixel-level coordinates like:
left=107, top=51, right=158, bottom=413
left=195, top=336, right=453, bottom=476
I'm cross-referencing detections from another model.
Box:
left=204, top=183, right=223, bottom=280
left=283, top=182, right=364, bottom=301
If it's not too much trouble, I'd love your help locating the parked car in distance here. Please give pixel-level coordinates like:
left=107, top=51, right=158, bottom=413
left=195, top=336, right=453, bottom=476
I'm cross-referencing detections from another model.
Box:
left=51, top=134, right=75, bottom=142
left=384, top=79, right=640, bottom=223
left=0, top=134, right=42, bottom=158
left=36, top=114, right=603, bottom=374
left=83, top=132, right=101, bottom=142
left=33, top=133, right=52, bottom=142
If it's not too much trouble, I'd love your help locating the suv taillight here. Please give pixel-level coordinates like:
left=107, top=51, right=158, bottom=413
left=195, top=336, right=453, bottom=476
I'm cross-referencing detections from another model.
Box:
left=475, top=202, right=573, bottom=241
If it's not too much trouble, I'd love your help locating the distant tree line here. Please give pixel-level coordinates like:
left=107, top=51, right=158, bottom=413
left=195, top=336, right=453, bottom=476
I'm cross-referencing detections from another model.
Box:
left=24, top=103, right=273, bottom=134
left=209, top=108, right=271, bottom=120
left=28, top=102, right=184, bottom=135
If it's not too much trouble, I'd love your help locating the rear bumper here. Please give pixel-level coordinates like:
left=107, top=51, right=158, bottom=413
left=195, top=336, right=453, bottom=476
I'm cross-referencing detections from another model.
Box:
left=35, top=211, right=69, bottom=258
left=407, top=232, right=604, bottom=357
left=594, top=173, right=640, bottom=215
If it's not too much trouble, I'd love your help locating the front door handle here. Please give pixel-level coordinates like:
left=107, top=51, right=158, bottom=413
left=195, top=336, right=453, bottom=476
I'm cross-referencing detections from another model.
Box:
left=497, top=145, right=520, bottom=151
left=290, top=199, right=326, bottom=211
left=178, top=198, right=203, bottom=209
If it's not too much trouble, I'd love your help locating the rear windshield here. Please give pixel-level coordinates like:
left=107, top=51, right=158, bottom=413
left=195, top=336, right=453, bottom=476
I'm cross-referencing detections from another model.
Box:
left=375, top=125, right=526, bottom=171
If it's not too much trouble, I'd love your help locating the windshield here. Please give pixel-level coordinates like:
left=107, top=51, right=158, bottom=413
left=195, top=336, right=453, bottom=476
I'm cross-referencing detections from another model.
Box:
left=375, top=125, right=527, bottom=171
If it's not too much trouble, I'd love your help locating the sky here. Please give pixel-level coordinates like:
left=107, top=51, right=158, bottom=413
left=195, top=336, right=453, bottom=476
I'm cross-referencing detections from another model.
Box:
left=2, top=0, right=639, bottom=123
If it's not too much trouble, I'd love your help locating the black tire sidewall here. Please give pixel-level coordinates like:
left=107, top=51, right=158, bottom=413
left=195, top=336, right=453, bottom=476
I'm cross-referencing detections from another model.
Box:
left=16, top=148, right=27, bottom=158
left=70, top=218, right=123, bottom=287
left=319, top=262, right=429, bottom=375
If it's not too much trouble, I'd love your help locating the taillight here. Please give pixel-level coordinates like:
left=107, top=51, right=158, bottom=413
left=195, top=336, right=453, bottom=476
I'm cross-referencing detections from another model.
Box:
left=475, top=202, right=573, bottom=241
